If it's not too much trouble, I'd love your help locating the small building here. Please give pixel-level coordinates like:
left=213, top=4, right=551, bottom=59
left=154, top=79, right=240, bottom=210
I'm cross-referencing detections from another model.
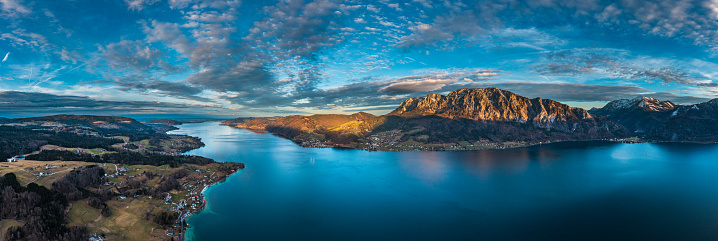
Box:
left=6, top=156, right=17, bottom=162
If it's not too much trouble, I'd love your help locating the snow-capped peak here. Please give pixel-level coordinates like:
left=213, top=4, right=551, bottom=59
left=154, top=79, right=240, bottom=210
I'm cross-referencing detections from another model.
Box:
left=602, top=96, right=675, bottom=112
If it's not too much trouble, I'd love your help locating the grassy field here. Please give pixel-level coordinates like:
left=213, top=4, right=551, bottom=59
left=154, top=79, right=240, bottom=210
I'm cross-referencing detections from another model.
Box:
left=68, top=199, right=167, bottom=241
left=67, top=200, right=101, bottom=225
left=0, top=160, right=92, bottom=185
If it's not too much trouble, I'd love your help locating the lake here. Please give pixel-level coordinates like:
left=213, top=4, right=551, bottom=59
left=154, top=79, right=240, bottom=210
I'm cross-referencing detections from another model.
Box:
left=170, top=122, right=718, bottom=241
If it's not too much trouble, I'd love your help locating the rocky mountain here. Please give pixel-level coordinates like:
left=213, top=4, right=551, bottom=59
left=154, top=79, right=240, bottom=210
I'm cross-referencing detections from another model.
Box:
left=224, top=88, right=629, bottom=150
left=589, top=97, right=677, bottom=134
left=389, top=88, right=605, bottom=132
left=590, top=97, right=718, bottom=142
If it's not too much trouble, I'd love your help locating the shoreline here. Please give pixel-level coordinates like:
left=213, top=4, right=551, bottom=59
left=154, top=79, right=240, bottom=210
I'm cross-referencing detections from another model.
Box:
left=181, top=167, right=239, bottom=241
left=161, top=125, right=243, bottom=241
left=221, top=123, right=718, bottom=152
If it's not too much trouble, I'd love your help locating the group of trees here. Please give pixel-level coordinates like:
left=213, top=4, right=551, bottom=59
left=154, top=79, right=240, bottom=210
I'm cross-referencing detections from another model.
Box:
left=0, top=126, right=123, bottom=160
left=51, top=166, right=106, bottom=201
left=151, top=211, right=179, bottom=227
left=0, top=172, right=88, bottom=241
left=87, top=197, right=112, bottom=217
left=26, top=149, right=214, bottom=167
left=150, top=176, right=181, bottom=198
left=0, top=166, right=121, bottom=240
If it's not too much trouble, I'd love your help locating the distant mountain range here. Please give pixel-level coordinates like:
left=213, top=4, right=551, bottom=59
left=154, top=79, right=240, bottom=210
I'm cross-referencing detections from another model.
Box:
left=223, top=88, right=630, bottom=150
left=590, top=96, right=718, bottom=142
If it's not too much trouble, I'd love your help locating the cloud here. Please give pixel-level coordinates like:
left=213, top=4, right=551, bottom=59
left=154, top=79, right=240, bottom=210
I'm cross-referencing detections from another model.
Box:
left=186, top=62, right=274, bottom=93
left=124, top=0, right=159, bottom=10
left=0, top=29, right=51, bottom=52
left=2, top=52, right=8, bottom=62
left=379, top=70, right=499, bottom=94
left=115, top=78, right=208, bottom=102
left=644, top=92, right=713, bottom=105
left=0, top=90, right=227, bottom=117
left=142, top=20, right=193, bottom=56
left=245, top=0, right=348, bottom=60
left=0, top=0, right=30, bottom=17
left=398, top=12, right=485, bottom=49
left=97, top=40, right=165, bottom=72
left=484, top=28, right=568, bottom=51
left=534, top=49, right=710, bottom=86
left=384, top=0, right=718, bottom=54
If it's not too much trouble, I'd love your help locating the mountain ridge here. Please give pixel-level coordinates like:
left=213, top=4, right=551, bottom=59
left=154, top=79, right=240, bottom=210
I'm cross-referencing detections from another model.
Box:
left=224, top=88, right=630, bottom=151
left=590, top=96, right=718, bottom=142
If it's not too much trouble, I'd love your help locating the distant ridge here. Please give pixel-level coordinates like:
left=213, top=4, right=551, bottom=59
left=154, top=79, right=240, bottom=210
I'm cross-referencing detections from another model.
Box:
left=144, top=119, right=183, bottom=125
left=0, top=114, right=154, bottom=134
left=591, top=97, right=718, bottom=142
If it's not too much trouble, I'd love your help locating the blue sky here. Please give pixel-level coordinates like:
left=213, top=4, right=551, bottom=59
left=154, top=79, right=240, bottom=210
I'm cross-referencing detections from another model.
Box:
left=2, top=0, right=718, bottom=118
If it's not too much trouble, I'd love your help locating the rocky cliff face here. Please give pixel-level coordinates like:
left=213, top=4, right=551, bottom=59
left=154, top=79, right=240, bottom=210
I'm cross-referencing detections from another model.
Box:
left=388, top=88, right=616, bottom=133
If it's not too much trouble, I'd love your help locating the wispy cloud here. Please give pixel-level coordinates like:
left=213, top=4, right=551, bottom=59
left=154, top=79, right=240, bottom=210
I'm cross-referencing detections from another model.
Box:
left=0, top=0, right=30, bottom=17
left=534, top=49, right=712, bottom=86
left=0, top=90, right=228, bottom=116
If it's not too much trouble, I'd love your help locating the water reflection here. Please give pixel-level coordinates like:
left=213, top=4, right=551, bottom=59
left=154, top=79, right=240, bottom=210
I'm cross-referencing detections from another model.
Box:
left=171, top=123, right=718, bottom=241
left=397, top=152, right=449, bottom=184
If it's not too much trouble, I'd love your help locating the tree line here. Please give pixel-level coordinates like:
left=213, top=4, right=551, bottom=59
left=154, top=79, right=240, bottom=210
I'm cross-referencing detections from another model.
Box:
left=26, top=149, right=214, bottom=167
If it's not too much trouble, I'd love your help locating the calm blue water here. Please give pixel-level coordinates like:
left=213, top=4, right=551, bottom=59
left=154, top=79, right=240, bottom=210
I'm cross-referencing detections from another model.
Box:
left=171, top=122, right=718, bottom=241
